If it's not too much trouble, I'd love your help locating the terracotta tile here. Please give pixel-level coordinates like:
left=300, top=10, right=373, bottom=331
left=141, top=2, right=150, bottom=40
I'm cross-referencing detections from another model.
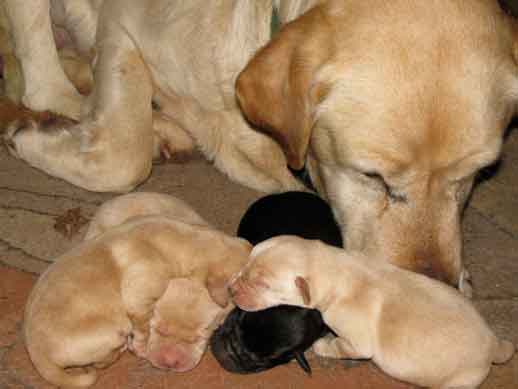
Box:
left=4, top=341, right=55, bottom=389
left=0, top=265, right=35, bottom=347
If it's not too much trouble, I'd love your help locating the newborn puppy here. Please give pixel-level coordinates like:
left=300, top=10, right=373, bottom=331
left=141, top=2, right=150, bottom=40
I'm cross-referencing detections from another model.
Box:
left=85, top=191, right=208, bottom=239
left=146, top=277, right=229, bottom=371
left=231, top=236, right=515, bottom=388
left=236, top=191, right=343, bottom=246
left=211, top=191, right=340, bottom=374
left=210, top=303, right=329, bottom=375
left=24, top=193, right=250, bottom=388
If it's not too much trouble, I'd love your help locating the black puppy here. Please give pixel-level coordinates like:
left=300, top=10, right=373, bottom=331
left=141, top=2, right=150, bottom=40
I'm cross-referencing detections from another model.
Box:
left=236, top=191, right=343, bottom=247
left=210, top=191, right=342, bottom=375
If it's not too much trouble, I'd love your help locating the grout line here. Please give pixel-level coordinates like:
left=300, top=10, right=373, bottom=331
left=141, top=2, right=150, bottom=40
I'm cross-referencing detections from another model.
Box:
left=475, top=297, right=518, bottom=301
left=0, top=205, right=59, bottom=218
left=0, top=237, right=52, bottom=264
left=0, top=186, right=103, bottom=206
left=469, top=207, right=518, bottom=240
left=0, top=258, right=44, bottom=275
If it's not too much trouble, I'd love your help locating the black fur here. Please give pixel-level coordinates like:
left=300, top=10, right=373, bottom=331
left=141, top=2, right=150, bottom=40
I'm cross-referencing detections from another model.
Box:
left=237, top=191, right=343, bottom=247
left=210, top=191, right=342, bottom=374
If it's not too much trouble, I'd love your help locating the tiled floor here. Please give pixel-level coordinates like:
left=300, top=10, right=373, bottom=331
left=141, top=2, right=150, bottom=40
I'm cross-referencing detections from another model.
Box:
left=0, top=127, right=517, bottom=388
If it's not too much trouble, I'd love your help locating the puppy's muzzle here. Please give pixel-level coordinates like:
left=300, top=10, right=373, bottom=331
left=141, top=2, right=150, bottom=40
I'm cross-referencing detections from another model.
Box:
left=229, top=277, right=267, bottom=311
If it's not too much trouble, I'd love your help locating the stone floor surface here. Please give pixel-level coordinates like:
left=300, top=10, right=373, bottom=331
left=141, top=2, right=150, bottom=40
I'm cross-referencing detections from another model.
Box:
left=0, top=125, right=517, bottom=388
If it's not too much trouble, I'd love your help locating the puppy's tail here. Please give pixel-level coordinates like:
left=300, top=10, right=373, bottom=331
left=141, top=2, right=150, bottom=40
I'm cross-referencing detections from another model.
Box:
left=26, top=344, right=98, bottom=388
left=492, top=338, right=515, bottom=364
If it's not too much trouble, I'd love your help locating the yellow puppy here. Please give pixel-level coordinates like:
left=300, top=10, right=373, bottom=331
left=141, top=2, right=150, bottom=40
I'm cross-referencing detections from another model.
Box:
left=231, top=236, right=515, bottom=389
left=24, top=193, right=250, bottom=387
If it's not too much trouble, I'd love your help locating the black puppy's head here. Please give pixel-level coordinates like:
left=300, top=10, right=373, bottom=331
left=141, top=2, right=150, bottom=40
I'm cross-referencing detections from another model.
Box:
left=210, top=305, right=329, bottom=374
left=237, top=191, right=343, bottom=247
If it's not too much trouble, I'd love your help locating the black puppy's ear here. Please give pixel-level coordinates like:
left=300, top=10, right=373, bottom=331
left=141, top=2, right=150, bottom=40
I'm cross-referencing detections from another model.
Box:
left=295, top=276, right=311, bottom=305
left=294, top=351, right=312, bottom=375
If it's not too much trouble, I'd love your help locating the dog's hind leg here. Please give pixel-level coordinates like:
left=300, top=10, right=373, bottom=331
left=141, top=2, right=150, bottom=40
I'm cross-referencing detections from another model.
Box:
left=3, top=20, right=155, bottom=192
left=153, top=91, right=305, bottom=193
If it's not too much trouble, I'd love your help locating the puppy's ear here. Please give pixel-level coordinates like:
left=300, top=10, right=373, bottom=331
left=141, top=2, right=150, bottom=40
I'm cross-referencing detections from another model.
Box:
left=207, top=239, right=251, bottom=308
left=207, top=273, right=231, bottom=308
left=235, top=5, right=332, bottom=170
left=295, top=276, right=311, bottom=305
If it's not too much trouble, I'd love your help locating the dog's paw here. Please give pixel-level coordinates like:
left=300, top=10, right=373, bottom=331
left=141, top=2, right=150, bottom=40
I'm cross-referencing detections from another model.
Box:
left=3, top=118, right=36, bottom=158
left=152, top=137, right=196, bottom=165
left=3, top=111, right=78, bottom=158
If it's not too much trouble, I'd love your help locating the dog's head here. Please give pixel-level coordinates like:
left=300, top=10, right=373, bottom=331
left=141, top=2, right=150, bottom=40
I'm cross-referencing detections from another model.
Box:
left=146, top=278, right=230, bottom=372
left=236, top=0, right=518, bottom=287
left=210, top=305, right=329, bottom=374
left=230, top=236, right=314, bottom=312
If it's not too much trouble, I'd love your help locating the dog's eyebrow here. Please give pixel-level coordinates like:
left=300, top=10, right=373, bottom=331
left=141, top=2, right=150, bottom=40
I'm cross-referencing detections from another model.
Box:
left=441, top=148, right=501, bottom=181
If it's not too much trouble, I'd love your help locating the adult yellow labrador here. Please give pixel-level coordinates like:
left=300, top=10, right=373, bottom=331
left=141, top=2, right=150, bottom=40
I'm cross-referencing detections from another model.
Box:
left=3, top=0, right=518, bottom=289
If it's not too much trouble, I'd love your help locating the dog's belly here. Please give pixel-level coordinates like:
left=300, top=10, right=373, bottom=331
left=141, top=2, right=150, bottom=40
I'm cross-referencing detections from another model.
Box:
left=50, top=0, right=102, bottom=55
left=130, top=0, right=271, bottom=109
left=47, top=0, right=272, bottom=111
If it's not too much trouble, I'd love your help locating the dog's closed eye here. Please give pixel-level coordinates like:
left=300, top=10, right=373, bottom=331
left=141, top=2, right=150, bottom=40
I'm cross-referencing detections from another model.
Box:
left=363, top=172, right=407, bottom=203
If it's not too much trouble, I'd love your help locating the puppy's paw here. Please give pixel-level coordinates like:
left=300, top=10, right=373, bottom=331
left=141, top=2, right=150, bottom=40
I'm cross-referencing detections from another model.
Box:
left=459, top=267, right=473, bottom=299
left=312, top=336, right=340, bottom=359
left=128, top=333, right=148, bottom=358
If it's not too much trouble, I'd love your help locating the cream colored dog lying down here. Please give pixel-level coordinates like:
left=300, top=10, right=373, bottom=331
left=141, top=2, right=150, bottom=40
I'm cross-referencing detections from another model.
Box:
left=5, top=0, right=518, bottom=291
left=24, top=193, right=251, bottom=388
left=230, top=236, right=515, bottom=388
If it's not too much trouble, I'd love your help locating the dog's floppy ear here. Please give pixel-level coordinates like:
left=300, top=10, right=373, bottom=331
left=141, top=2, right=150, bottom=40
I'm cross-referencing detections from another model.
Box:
left=295, top=276, right=311, bottom=305
left=207, top=239, right=252, bottom=308
left=236, top=5, right=332, bottom=170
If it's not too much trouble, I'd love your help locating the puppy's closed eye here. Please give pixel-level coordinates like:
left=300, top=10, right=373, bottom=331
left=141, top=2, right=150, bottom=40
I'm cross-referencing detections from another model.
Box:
left=153, top=325, right=171, bottom=337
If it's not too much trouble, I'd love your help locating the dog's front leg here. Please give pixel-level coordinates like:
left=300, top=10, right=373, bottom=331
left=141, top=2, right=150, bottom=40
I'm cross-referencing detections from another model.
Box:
left=3, top=0, right=83, bottom=118
left=3, top=20, right=155, bottom=192
left=313, top=334, right=368, bottom=360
